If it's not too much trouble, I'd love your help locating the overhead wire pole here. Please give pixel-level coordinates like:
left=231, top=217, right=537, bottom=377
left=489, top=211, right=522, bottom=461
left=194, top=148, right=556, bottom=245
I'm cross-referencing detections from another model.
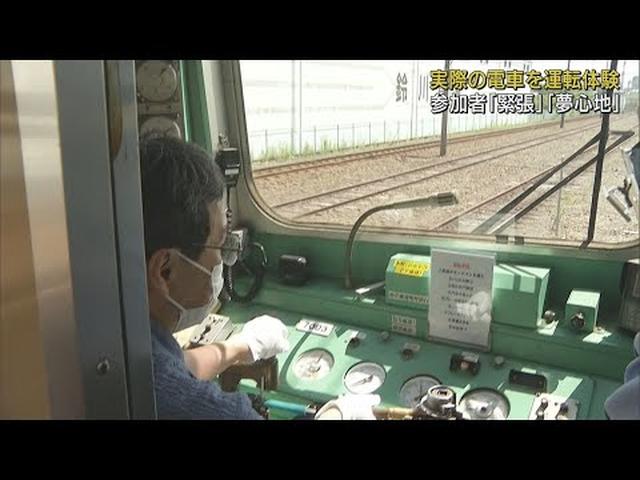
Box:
left=416, top=60, right=420, bottom=137
left=291, top=60, right=295, bottom=154
left=582, top=59, right=618, bottom=248
left=440, top=59, right=451, bottom=157
left=560, top=59, right=571, bottom=128
left=410, top=60, right=415, bottom=139
left=299, top=61, right=303, bottom=154
left=554, top=158, right=565, bottom=236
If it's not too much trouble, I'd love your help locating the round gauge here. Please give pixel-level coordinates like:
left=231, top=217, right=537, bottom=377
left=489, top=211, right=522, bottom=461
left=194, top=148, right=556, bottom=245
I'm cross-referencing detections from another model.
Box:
left=399, top=375, right=441, bottom=408
left=293, top=349, right=334, bottom=381
left=458, top=388, right=510, bottom=420
left=140, top=116, right=182, bottom=139
left=137, top=60, right=179, bottom=102
left=343, top=361, right=386, bottom=394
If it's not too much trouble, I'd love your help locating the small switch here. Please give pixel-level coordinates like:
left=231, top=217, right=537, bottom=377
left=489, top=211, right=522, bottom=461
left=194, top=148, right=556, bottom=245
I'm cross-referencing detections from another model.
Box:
left=570, top=312, right=586, bottom=331
left=401, top=342, right=420, bottom=361
left=348, top=331, right=366, bottom=348
left=543, top=310, right=557, bottom=324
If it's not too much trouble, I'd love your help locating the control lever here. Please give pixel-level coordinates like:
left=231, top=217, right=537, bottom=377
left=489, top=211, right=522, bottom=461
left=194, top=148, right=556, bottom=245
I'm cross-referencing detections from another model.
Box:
left=535, top=398, right=549, bottom=420
left=219, top=357, right=279, bottom=393
left=606, top=185, right=632, bottom=222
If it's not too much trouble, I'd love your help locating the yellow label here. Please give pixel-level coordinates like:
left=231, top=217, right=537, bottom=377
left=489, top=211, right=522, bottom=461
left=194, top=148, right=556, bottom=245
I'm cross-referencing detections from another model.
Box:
left=393, top=260, right=430, bottom=277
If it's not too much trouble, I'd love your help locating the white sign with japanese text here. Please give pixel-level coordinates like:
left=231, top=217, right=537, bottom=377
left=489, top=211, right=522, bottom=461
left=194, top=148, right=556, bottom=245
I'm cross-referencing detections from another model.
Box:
left=428, top=249, right=495, bottom=349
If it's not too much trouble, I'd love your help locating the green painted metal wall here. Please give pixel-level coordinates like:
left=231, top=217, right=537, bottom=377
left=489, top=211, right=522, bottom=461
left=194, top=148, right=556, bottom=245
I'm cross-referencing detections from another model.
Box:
left=253, top=233, right=627, bottom=315
left=181, top=60, right=213, bottom=153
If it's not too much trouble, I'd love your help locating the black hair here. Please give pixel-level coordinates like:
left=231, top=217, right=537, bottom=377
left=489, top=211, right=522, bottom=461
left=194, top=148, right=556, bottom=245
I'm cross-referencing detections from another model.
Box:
left=139, top=136, right=225, bottom=261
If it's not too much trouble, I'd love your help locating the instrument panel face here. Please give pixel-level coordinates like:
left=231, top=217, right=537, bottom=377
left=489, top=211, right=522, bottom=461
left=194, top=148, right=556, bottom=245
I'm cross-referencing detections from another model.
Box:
left=225, top=300, right=623, bottom=420
left=458, top=388, right=510, bottom=420
left=399, top=375, right=441, bottom=408
left=139, top=116, right=182, bottom=139
left=293, top=349, right=334, bottom=381
left=282, top=319, right=598, bottom=419
left=343, top=362, right=386, bottom=394
left=136, top=60, right=179, bottom=102
left=135, top=60, right=185, bottom=139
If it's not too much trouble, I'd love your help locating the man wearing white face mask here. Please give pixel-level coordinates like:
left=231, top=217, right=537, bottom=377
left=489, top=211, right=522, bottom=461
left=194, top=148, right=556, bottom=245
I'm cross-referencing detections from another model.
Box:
left=140, top=136, right=290, bottom=419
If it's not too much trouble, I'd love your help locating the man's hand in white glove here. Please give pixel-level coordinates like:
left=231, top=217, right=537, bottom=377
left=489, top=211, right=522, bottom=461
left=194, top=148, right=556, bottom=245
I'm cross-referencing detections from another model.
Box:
left=235, top=315, right=290, bottom=362
left=314, top=394, right=381, bottom=420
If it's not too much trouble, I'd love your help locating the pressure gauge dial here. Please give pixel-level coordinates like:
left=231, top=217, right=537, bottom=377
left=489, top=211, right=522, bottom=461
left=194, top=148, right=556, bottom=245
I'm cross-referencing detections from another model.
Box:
left=399, top=375, right=441, bottom=408
left=343, top=361, right=386, bottom=394
left=137, top=60, right=179, bottom=102
left=458, top=388, right=510, bottom=420
left=140, top=116, right=182, bottom=139
left=293, top=349, right=334, bottom=380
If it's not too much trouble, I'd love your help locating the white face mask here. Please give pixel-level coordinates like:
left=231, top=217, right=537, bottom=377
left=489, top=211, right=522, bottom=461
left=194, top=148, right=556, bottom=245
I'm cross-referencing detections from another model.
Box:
left=166, top=252, right=224, bottom=333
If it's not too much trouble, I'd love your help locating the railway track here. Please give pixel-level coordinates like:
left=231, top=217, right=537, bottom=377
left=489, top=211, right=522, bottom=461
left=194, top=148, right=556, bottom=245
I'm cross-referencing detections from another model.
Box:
left=253, top=115, right=601, bottom=180
left=434, top=127, right=638, bottom=237
left=272, top=117, right=630, bottom=220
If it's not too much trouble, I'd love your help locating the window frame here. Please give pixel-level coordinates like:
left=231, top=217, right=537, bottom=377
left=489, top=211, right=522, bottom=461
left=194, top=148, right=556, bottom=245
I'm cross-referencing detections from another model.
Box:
left=204, top=60, right=639, bottom=263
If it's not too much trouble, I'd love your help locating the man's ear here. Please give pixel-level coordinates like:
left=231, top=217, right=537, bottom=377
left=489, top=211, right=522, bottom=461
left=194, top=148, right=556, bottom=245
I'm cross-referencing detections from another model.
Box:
left=147, top=249, right=172, bottom=295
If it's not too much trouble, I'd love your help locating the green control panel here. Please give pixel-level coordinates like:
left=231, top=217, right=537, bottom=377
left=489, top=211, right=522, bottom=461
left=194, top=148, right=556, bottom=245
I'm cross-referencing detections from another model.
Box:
left=217, top=233, right=638, bottom=419
left=219, top=277, right=631, bottom=420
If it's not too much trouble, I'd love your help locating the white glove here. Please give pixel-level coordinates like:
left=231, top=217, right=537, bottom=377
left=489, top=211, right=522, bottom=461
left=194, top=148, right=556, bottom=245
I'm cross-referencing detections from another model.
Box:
left=314, top=394, right=381, bottom=420
left=236, top=315, right=290, bottom=362
left=459, top=291, right=492, bottom=323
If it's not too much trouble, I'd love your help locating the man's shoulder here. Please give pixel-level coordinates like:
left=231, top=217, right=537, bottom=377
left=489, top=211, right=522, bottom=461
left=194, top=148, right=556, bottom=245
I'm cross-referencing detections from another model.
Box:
left=148, top=320, right=262, bottom=420
left=151, top=330, right=189, bottom=379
